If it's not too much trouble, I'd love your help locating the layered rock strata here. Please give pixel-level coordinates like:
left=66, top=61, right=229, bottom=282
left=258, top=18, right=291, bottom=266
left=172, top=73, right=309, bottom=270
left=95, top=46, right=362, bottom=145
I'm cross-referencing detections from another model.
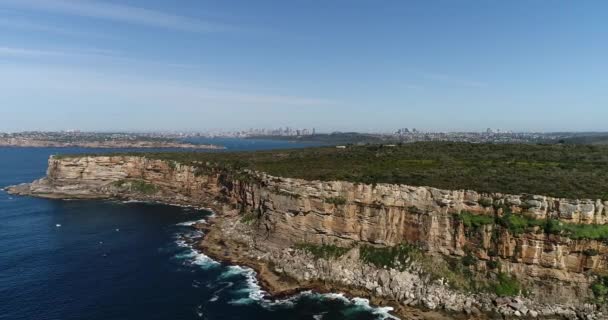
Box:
left=7, top=155, right=608, bottom=319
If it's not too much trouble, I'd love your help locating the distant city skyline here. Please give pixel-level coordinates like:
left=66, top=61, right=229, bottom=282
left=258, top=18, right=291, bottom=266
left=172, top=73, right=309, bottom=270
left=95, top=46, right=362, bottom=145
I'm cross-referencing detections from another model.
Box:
left=1, top=1, right=608, bottom=132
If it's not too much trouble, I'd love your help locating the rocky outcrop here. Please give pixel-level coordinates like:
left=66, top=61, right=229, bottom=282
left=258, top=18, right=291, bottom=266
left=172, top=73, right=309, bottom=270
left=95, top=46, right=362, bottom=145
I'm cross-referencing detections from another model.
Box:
left=7, top=155, right=608, bottom=319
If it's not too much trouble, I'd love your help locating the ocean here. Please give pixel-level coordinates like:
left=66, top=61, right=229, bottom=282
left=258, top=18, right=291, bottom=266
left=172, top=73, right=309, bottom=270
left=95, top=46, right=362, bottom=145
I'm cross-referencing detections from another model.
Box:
left=0, top=139, right=397, bottom=320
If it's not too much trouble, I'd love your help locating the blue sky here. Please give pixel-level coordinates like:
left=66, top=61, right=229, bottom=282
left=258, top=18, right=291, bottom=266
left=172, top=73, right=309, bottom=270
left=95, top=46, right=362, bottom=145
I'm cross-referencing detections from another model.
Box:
left=0, top=0, right=607, bottom=132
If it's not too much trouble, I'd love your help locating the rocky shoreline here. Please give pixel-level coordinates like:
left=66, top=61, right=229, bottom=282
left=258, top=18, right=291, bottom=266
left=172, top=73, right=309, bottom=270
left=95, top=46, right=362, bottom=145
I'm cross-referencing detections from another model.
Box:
left=195, top=212, right=474, bottom=320
left=6, top=155, right=608, bottom=319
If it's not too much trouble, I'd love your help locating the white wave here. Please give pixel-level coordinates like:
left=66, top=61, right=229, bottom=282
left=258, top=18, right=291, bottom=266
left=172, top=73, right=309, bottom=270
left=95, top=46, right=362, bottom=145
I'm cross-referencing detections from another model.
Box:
left=172, top=228, right=398, bottom=319
left=351, top=297, right=399, bottom=320
left=321, top=292, right=351, bottom=304
left=226, top=265, right=266, bottom=305
left=195, top=305, right=204, bottom=318
left=174, top=239, right=219, bottom=270
left=176, top=219, right=207, bottom=227
left=121, top=199, right=146, bottom=204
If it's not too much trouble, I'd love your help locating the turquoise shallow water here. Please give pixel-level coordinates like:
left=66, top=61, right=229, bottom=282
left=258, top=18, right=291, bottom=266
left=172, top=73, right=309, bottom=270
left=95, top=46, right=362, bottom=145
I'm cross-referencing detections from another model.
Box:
left=0, top=143, right=397, bottom=320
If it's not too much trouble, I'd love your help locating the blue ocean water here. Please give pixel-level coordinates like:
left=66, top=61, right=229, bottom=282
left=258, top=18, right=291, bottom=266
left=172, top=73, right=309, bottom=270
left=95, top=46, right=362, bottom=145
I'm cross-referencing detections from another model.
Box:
left=0, top=142, right=396, bottom=320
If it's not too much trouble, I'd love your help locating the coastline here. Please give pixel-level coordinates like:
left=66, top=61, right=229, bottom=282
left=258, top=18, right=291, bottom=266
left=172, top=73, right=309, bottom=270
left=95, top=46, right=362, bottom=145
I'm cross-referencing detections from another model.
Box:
left=195, top=213, right=470, bottom=320
left=6, top=154, right=607, bottom=320
left=4, top=179, right=461, bottom=320
left=5, top=184, right=431, bottom=319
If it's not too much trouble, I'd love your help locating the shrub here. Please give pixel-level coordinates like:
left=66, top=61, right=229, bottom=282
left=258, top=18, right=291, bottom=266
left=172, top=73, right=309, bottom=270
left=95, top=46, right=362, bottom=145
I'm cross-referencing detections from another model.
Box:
left=129, top=180, right=157, bottom=194
left=592, top=276, right=608, bottom=301
left=240, top=212, right=258, bottom=224
left=295, top=243, right=350, bottom=260
left=457, top=211, right=494, bottom=229
left=497, top=213, right=544, bottom=235
left=584, top=249, right=599, bottom=256
left=545, top=220, right=608, bottom=241
left=493, top=273, right=521, bottom=297
left=462, top=254, right=477, bottom=267
left=478, top=198, right=493, bottom=208
left=487, top=260, right=501, bottom=269
left=112, top=179, right=157, bottom=194
left=359, top=243, right=421, bottom=271
left=325, top=196, right=347, bottom=205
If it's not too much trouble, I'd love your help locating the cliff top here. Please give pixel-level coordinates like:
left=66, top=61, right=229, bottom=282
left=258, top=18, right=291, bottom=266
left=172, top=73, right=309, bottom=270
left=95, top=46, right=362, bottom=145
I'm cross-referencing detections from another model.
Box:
left=56, top=142, right=608, bottom=200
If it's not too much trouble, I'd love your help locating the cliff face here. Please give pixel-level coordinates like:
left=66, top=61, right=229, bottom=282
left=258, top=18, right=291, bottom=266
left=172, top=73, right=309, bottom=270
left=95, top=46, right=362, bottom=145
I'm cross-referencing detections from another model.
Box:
left=8, top=155, right=608, bottom=316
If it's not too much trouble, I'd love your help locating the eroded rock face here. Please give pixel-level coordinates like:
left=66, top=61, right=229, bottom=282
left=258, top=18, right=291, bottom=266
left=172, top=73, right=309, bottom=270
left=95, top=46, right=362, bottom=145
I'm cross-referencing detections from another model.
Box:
left=7, top=155, right=608, bottom=312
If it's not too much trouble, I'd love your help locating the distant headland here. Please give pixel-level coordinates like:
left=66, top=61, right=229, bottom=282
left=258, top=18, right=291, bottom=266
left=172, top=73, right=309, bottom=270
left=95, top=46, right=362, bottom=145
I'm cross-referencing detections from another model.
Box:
left=0, top=131, right=224, bottom=149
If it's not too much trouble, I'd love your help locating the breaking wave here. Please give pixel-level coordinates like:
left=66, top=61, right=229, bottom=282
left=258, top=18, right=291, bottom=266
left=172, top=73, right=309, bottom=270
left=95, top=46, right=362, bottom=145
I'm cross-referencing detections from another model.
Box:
left=173, top=217, right=400, bottom=319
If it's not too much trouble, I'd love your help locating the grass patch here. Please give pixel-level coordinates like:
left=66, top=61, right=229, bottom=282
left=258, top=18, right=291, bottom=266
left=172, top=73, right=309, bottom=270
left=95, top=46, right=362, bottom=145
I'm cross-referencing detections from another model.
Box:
left=295, top=243, right=350, bottom=260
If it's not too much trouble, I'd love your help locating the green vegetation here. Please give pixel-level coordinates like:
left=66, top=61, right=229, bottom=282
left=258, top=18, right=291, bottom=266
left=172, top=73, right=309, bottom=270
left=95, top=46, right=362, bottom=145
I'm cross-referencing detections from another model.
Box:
left=325, top=196, right=347, bottom=205
left=496, top=213, right=545, bottom=235
left=493, top=273, right=522, bottom=297
left=240, top=212, right=258, bottom=224
left=584, top=249, right=599, bottom=256
left=457, top=211, right=494, bottom=229
left=458, top=210, right=608, bottom=241
left=546, top=222, right=608, bottom=241
left=487, top=260, right=501, bottom=269
left=112, top=179, right=157, bottom=194
left=357, top=243, right=524, bottom=295
left=592, top=276, right=608, bottom=302
left=294, top=243, right=350, bottom=259
left=359, top=243, right=422, bottom=271
left=358, top=244, right=484, bottom=292
left=65, top=142, right=608, bottom=199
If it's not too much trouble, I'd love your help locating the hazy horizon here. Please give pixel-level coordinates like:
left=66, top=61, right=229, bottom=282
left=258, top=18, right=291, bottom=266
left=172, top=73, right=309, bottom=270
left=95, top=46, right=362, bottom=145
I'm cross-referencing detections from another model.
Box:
left=1, top=1, right=607, bottom=132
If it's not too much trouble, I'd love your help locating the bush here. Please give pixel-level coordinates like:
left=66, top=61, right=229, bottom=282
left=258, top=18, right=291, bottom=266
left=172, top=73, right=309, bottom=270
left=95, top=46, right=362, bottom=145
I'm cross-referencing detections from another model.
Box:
left=325, top=196, right=347, bottom=205
left=240, top=212, right=258, bottom=224
left=112, top=179, right=157, bottom=194
left=493, top=273, right=521, bottom=297
left=295, top=243, right=350, bottom=260
left=545, top=220, right=608, bottom=241
left=457, top=211, right=494, bottom=229
left=592, top=276, right=608, bottom=301
left=462, top=254, right=477, bottom=267
left=487, top=260, right=501, bottom=269
left=359, top=244, right=421, bottom=271
left=497, top=213, right=544, bottom=235
left=584, top=249, right=599, bottom=256
left=478, top=198, right=493, bottom=207
left=130, top=180, right=157, bottom=194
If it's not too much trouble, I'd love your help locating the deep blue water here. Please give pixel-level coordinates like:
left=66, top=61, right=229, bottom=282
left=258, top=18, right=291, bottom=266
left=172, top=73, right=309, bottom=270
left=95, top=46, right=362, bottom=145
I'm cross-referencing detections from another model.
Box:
left=0, top=142, right=395, bottom=320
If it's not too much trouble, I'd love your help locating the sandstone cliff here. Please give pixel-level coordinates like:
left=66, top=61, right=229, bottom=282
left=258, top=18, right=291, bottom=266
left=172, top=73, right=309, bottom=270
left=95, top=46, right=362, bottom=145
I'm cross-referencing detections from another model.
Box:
left=7, top=155, right=608, bottom=319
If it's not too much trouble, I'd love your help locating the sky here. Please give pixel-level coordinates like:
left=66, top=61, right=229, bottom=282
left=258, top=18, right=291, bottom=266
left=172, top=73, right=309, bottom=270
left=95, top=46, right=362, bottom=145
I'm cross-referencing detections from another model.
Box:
left=0, top=0, right=607, bottom=133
